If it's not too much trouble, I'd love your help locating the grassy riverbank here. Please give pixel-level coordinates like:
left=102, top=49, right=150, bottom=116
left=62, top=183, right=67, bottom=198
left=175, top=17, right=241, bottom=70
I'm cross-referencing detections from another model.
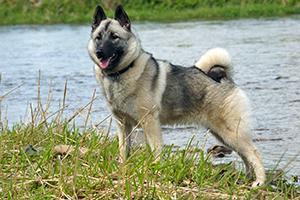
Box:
left=0, top=123, right=299, bottom=199
left=0, top=1, right=299, bottom=25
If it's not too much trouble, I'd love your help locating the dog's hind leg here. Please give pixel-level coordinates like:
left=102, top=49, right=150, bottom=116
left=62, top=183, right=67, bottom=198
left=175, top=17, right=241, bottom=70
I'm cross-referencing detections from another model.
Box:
left=209, top=89, right=265, bottom=187
left=211, top=129, right=265, bottom=187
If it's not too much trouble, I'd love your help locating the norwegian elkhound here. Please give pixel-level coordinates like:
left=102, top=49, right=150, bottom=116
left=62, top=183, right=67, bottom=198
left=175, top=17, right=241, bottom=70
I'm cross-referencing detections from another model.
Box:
left=88, top=5, right=265, bottom=187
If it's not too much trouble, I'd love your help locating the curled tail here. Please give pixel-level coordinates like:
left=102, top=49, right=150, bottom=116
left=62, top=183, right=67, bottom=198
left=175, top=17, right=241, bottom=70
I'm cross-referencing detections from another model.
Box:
left=195, top=48, right=233, bottom=82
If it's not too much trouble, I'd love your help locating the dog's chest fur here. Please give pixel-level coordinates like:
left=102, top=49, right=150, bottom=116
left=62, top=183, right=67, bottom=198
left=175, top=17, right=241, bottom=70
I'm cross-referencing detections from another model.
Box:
left=102, top=77, right=137, bottom=112
left=94, top=53, right=155, bottom=120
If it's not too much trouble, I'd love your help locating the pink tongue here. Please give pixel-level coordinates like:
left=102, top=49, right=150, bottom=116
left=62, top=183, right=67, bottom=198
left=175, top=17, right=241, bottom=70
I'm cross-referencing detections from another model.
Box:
left=99, top=59, right=110, bottom=69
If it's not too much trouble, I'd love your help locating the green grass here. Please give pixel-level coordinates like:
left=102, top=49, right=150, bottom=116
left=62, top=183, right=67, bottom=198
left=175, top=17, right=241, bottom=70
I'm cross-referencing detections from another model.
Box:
left=0, top=122, right=299, bottom=199
left=0, top=1, right=299, bottom=25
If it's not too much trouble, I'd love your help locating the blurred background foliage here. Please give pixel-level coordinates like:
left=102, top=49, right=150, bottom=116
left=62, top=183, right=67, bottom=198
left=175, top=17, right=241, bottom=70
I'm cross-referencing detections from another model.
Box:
left=0, top=0, right=299, bottom=24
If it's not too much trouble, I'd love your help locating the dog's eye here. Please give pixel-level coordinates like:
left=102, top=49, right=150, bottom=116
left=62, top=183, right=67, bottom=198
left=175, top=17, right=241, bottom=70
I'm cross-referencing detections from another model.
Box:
left=111, top=33, right=119, bottom=40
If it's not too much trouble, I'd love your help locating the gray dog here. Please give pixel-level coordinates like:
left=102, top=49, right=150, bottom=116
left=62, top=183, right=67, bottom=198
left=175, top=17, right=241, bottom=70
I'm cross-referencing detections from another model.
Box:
left=88, top=5, right=265, bottom=187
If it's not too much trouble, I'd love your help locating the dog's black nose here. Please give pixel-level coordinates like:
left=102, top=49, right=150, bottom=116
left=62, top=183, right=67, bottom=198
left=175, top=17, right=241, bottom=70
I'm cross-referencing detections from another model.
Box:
left=96, top=50, right=104, bottom=59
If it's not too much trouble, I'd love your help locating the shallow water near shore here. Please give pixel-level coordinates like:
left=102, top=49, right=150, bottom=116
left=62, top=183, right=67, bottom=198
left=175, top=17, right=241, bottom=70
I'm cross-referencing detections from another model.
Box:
left=0, top=17, right=299, bottom=176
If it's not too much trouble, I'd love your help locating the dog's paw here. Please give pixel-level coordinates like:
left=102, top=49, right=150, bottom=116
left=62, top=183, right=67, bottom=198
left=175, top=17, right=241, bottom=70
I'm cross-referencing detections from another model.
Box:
left=251, top=180, right=264, bottom=188
left=118, top=157, right=125, bottom=164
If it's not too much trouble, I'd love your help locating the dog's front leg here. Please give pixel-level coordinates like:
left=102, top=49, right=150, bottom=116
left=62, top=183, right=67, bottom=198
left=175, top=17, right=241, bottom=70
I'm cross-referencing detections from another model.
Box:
left=141, top=114, right=163, bottom=161
left=116, top=119, right=133, bottom=163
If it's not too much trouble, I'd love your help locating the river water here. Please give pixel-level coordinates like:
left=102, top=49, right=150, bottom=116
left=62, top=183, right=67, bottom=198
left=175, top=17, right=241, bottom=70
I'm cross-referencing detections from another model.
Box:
left=0, top=17, right=299, bottom=176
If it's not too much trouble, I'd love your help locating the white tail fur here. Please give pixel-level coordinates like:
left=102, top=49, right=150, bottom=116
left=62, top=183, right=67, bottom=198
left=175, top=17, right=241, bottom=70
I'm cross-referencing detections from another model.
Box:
left=195, top=48, right=233, bottom=78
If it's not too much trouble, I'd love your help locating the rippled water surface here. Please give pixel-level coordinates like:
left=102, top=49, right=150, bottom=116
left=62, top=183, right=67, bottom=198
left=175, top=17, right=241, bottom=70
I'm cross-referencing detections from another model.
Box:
left=0, top=17, right=299, bottom=175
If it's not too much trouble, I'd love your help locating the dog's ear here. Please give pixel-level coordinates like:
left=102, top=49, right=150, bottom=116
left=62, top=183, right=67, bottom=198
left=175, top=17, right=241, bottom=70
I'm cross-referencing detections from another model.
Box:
left=92, top=5, right=106, bottom=31
left=115, top=5, right=131, bottom=31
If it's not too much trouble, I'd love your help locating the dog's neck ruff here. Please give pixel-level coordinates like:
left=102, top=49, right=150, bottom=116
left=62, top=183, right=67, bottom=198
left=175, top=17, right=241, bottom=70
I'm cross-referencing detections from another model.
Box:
left=103, top=62, right=134, bottom=80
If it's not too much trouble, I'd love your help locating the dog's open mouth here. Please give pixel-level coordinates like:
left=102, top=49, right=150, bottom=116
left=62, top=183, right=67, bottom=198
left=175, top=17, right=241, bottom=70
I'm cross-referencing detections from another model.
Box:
left=99, top=54, right=116, bottom=69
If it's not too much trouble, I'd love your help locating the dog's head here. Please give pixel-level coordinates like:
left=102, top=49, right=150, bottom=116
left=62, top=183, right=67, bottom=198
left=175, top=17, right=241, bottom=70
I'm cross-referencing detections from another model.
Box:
left=88, top=5, right=140, bottom=72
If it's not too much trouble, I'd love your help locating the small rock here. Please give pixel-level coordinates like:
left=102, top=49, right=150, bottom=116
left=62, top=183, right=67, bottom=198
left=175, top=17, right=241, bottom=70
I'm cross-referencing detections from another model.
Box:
left=53, top=144, right=88, bottom=156
left=24, top=144, right=40, bottom=155
left=207, top=145, right=232, bottom=158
